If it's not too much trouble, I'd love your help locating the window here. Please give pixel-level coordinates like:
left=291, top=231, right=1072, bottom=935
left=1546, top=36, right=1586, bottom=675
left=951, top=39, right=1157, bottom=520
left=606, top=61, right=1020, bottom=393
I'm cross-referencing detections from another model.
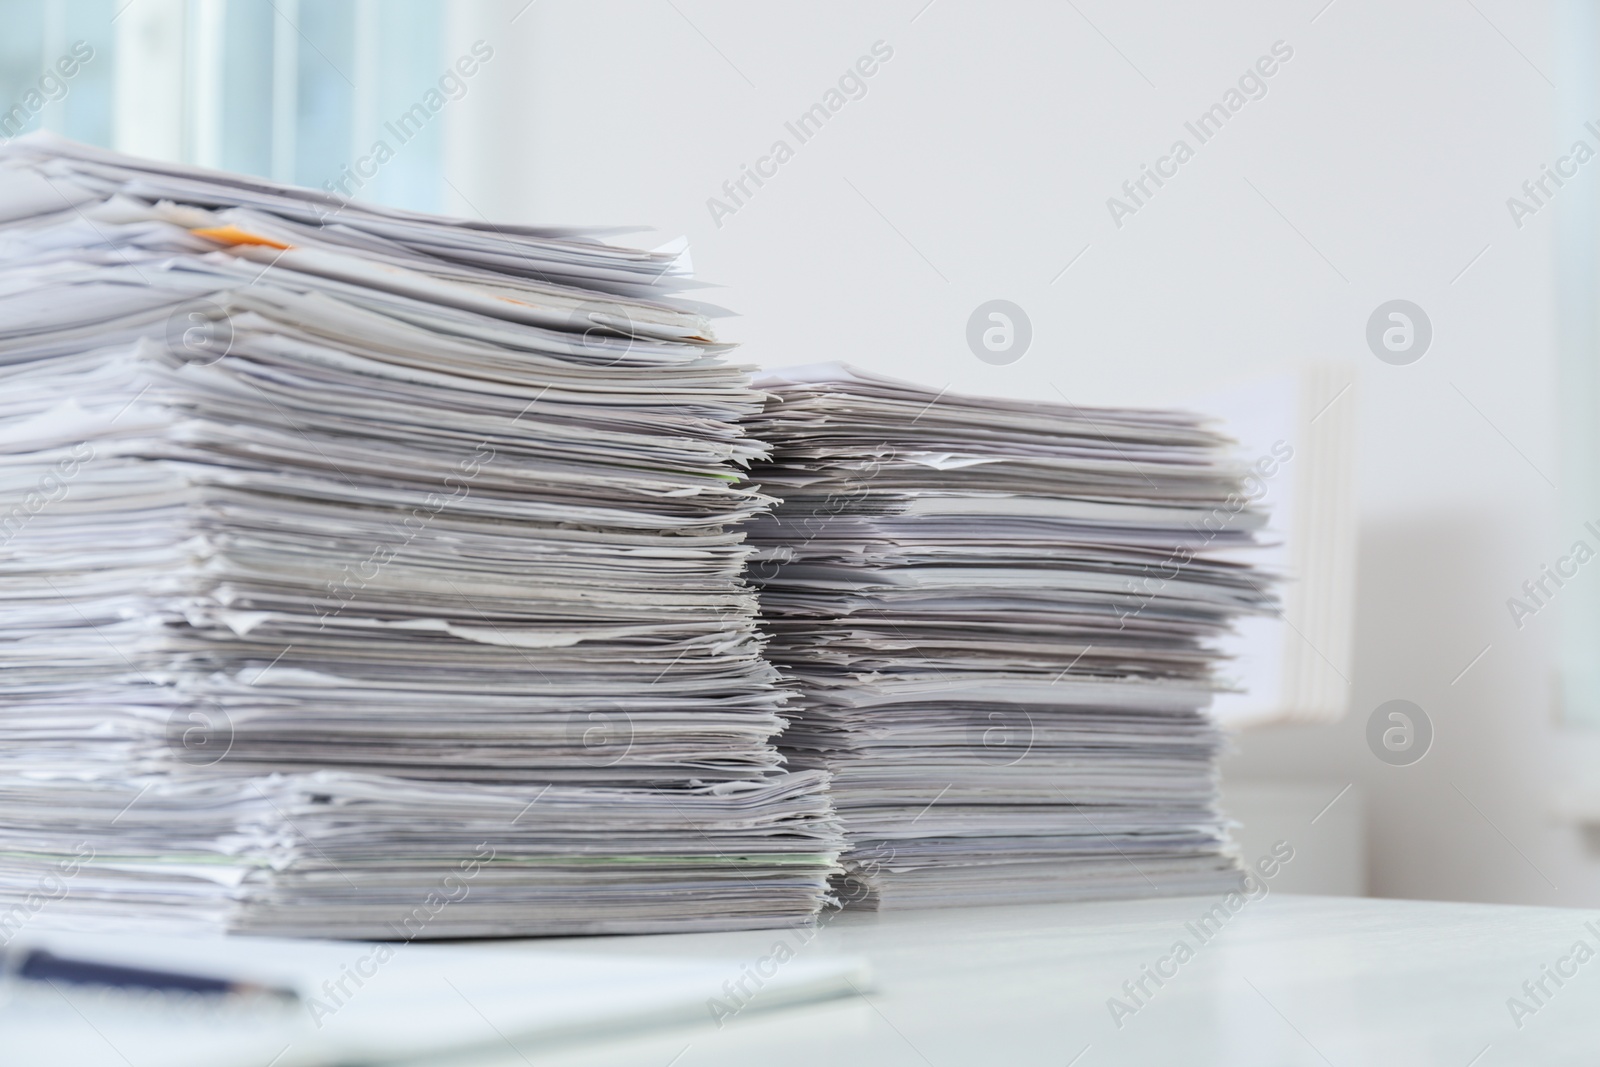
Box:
left=0, top=0, right=446, bottom=211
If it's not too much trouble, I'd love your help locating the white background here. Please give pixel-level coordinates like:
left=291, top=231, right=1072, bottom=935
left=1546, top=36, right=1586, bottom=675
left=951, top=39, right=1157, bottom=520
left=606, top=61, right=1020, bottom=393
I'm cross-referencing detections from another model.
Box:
left=433, top=0, right=1598, bottom=906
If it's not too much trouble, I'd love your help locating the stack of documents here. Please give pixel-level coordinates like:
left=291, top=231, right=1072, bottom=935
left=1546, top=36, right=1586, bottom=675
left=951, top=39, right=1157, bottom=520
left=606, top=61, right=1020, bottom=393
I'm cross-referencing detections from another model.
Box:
left=746, top=364, right=1275, bottom=907
left=0, top=135, right=840, bottom=937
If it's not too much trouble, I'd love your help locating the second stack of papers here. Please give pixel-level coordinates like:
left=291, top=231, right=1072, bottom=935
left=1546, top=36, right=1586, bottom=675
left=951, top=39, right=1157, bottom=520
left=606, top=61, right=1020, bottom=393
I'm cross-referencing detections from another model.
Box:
left=745, top=364, right=1276, bottom=907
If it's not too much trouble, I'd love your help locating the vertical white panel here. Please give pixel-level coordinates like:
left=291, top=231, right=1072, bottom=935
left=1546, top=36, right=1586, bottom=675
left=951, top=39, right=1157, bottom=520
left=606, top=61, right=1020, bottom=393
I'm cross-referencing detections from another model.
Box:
left=270, top=0, right=298, bottom=183
left=39, top=0, right=65, bottom=131
left=217, top=0, right=275, bottom=176
left=113, top=0, right=187, bottom=160
left=443, top=0, right=532, bottom=220
left=352, top=0, right=379, bottom=165
left=188, top=0, right=225, bottom=167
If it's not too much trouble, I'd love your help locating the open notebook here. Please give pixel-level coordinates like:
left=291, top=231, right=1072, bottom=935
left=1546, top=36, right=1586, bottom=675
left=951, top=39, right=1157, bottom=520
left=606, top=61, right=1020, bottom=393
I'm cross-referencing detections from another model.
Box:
left=3, top=930, right=868, bottom=1066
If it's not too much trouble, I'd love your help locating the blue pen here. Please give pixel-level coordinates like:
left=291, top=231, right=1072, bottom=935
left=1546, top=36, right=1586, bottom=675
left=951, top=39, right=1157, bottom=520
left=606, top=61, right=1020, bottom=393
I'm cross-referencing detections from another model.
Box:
left=8, top=947, right=299, bottom=1002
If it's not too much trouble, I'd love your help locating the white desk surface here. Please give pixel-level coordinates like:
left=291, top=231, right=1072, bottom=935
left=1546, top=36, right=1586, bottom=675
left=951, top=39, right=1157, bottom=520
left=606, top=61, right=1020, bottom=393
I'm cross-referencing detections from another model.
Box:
left=444, top=894, right=1600, bottom=1066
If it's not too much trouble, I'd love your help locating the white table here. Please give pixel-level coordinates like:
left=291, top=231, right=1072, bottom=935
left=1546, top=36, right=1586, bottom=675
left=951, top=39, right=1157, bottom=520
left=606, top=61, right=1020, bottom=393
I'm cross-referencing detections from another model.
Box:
left=453, top=894, right=1600, bottom=1066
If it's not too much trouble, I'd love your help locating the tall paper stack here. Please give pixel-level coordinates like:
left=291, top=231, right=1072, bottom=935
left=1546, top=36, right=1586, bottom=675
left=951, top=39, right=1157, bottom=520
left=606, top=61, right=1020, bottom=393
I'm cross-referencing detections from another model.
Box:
left=0, top=135, right=840, bottom=938
left=746, top=364, right=1276, bottom=907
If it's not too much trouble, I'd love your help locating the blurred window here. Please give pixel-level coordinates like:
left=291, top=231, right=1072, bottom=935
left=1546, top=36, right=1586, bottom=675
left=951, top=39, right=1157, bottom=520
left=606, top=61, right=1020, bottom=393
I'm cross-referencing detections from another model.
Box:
left=0, top=0, right=446, bottom=211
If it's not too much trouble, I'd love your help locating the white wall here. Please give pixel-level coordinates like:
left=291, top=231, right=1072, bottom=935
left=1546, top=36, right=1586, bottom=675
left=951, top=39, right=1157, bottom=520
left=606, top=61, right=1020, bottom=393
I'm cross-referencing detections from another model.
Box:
left=444, top=0, right=1600, bottom=906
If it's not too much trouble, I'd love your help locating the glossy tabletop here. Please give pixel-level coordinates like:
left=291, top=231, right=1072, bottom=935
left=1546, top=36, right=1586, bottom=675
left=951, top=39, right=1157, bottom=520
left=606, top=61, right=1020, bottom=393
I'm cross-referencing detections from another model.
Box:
left=450, top=893, right=1600, bottom=1066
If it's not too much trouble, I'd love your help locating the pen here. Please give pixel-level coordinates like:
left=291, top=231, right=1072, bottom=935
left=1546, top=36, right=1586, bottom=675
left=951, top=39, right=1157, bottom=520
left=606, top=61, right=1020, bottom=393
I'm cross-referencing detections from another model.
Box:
left=6, top=947, right=300, bottom=1003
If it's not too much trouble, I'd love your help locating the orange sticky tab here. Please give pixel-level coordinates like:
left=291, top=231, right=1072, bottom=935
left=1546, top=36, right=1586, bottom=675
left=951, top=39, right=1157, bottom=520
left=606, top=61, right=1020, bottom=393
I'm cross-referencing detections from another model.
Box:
left=191, top=225, right=293, bottom=250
